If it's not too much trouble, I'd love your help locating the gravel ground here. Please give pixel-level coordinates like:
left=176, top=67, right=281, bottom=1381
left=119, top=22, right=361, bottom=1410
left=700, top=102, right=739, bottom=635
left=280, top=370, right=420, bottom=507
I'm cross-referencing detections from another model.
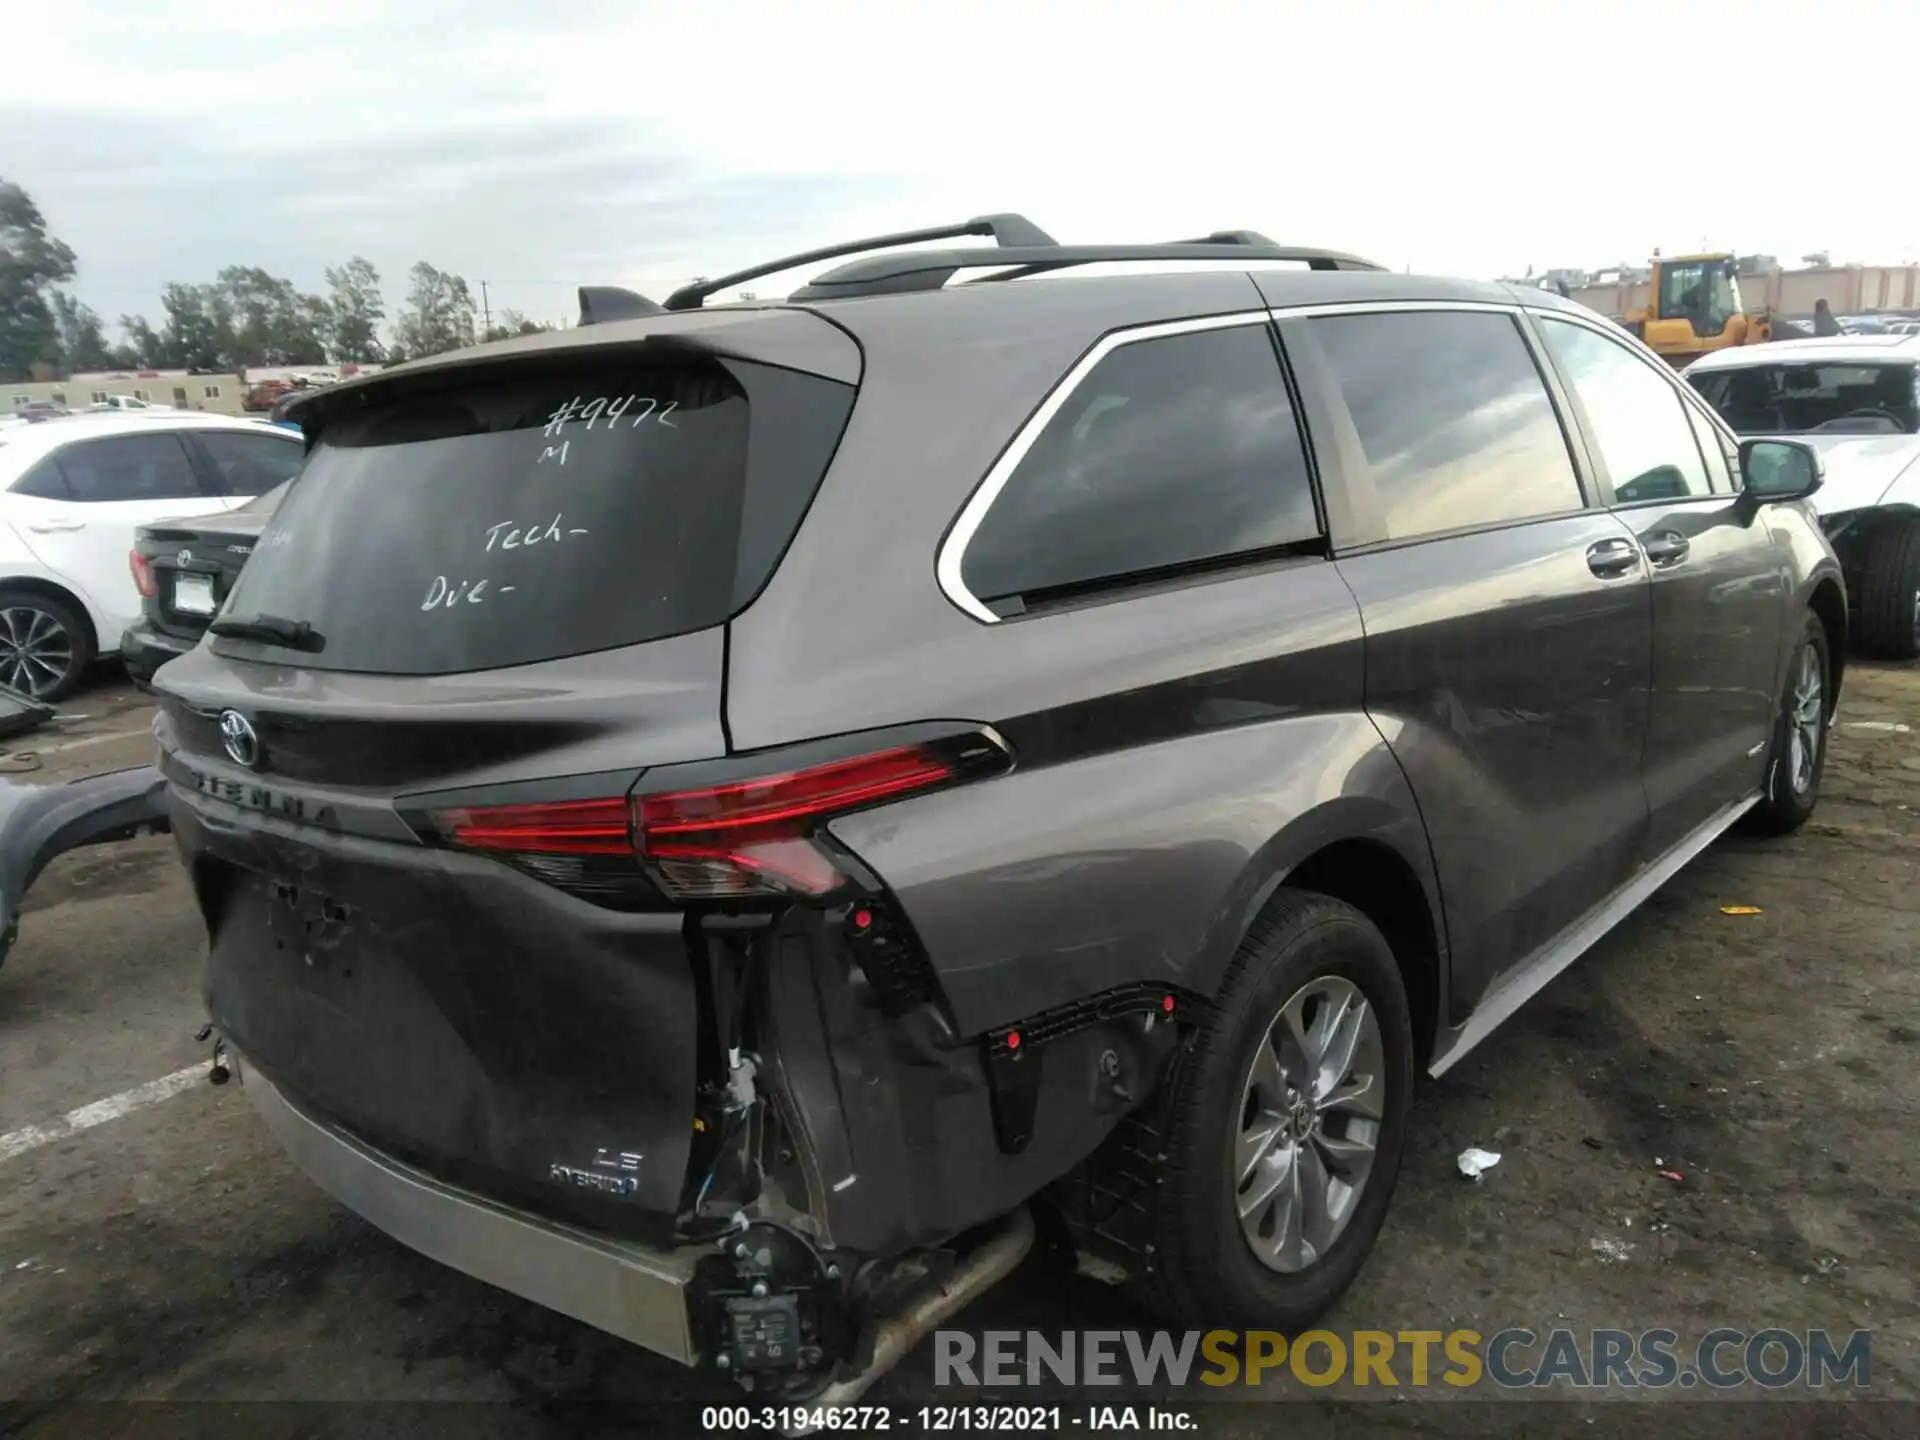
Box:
left=0, top=666, right=1915, bottom=1439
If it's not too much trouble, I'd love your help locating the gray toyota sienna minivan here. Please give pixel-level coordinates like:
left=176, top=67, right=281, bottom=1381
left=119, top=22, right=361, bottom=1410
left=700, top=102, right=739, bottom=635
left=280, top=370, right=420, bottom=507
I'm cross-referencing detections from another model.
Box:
left=154, top=217, right=1844, bottom=1404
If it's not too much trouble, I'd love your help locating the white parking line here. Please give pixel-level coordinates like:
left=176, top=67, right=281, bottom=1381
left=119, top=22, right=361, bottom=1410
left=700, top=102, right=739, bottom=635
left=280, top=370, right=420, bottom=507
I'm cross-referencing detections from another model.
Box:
left=0, top=1065, right=208, bottom=1166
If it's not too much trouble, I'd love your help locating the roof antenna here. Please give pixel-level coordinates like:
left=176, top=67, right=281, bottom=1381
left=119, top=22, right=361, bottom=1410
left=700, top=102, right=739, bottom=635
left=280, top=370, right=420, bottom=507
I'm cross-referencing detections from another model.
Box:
left=578, top=286, right=665, bottom=326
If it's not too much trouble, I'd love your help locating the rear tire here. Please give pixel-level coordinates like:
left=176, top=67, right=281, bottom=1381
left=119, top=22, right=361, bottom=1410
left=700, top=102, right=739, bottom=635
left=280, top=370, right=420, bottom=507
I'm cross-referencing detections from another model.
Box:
left=1135, top=890, right=1413, bottom=1332
left=0, top=589, right=94, bottom=702
left=1743, top=610, right=1830, bottom=836
left=1856, top=515, right=1920, bottom=660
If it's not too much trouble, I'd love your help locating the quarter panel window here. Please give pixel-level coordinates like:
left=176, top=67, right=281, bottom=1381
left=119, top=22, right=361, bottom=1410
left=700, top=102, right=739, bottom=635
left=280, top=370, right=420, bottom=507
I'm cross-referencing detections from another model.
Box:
left=959, top=324, right=1320, bottom=609
left=1309, top=310, right=1584, bottom=541
left=1540, top=319, right=1712, bottom=503
left=10, top=458, right=72, bottom=500
left=52, top=433, right=204, bottom=503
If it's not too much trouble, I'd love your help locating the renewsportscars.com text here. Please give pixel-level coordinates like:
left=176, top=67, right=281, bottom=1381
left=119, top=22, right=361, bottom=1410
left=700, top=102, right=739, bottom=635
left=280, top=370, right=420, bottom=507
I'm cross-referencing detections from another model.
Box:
left=934, top=1328, right=1872, bottom=1391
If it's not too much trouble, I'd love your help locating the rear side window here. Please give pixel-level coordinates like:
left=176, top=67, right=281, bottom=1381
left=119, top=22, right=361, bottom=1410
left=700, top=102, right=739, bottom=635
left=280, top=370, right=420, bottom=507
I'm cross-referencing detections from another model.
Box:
left=1539, top=318, right=1712, bottom=503
left=53, top=433, right=205, bottom=503
left=215, top=357, right=853, bottom=675
left=195, top=430, right=306, bottom=495
left=1309, top=310, right=1583, bottom=541
left=959, top=324, right=1320, bottom=612
left=10, top=457, right=70, bottom=500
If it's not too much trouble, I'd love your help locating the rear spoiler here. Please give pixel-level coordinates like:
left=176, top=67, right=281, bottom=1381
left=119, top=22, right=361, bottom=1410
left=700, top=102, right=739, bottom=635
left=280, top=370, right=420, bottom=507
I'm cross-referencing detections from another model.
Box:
left=0, top=766, right=170, bottom=971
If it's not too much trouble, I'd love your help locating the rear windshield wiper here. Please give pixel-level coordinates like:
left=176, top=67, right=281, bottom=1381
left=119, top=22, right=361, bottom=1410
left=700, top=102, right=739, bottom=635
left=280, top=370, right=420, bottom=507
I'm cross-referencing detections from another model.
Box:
left=207, top=613, right=326, bottom=652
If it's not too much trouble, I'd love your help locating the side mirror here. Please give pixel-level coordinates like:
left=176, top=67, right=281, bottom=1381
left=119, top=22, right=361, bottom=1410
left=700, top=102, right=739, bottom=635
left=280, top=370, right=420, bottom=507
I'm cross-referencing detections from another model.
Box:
left=1739, top=438, right=1823, bottom=503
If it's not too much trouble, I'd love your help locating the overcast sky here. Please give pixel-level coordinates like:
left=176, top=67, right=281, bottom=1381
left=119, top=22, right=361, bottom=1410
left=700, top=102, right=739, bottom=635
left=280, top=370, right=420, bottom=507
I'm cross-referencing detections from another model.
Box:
left=8, top=0, right=1916, bottom=331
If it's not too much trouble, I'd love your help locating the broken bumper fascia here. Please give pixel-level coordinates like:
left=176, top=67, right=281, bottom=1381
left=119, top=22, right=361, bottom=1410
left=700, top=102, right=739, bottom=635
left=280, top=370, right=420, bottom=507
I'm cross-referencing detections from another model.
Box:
left=0, top=764, right=170, bottom=969
left=239, top=1053, right=710, bottom=1366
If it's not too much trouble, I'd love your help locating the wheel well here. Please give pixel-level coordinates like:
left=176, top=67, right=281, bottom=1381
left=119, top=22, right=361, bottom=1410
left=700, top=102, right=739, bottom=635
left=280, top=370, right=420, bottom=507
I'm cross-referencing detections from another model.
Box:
left=1281, top=838, right=1442, bottom=1067
left=0, top=577, right=100, bottom=654
left=1808, top=577, right=1846, bottom=704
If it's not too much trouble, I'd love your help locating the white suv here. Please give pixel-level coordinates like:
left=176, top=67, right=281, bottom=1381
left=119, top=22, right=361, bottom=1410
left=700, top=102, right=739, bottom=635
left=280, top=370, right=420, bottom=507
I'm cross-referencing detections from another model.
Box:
left=1688, top=334, right=1920, bottom=657
left=0, top=412, right=305, bottom=698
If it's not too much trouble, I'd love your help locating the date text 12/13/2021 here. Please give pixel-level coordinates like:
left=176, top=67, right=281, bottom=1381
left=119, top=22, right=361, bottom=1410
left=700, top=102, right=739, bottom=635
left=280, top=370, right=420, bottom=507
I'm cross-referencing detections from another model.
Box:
left=700, top=1406, right=1196, bottom=1432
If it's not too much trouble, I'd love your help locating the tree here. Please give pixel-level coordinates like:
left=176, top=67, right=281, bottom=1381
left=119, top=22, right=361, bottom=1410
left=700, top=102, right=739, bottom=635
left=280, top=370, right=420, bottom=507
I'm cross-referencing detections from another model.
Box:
left=211, top=266, right=329, bottom=367
left=482, top=307, right=554, bottom=344
left=112, top=267, right=334, bottom=372
left=324, top=256, right=386, bottom=362
left=49, top=291, right=113, bottom=374
left=157, top=282, right=228, bottom=371
left=118, top=314, right=167, bottom=368
left=392, top=262, right=476, bottom=359
left=0, top=179, right=77, bottom=381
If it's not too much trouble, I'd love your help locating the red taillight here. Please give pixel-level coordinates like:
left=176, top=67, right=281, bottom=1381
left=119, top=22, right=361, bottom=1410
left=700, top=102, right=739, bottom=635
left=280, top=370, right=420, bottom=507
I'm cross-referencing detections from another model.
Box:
left=636, top=746, right=957, bottom=900
left=426, top=737, right=1004, bottom=904
left=130, top=551, right=156, bottom=598
left=431, top=797, right=632, bottom=856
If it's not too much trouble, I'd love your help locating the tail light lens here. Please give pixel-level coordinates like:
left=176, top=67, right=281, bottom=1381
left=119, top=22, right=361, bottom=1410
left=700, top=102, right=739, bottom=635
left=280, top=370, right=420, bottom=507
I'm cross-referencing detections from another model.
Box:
left=431, top=797, right=631, bottom=855
left=426, top=732, right=1010, bottom=904
left=637, top=745, right=956, bottom=899
left=130, top=551, right=156, bottom=598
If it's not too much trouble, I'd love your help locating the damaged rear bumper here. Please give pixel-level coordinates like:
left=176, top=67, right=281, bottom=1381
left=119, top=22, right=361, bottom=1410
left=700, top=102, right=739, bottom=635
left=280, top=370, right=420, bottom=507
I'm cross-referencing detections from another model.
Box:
left=0, top=764, right=170, bottom=969
left=240, top=1052, right=710, bottom=1366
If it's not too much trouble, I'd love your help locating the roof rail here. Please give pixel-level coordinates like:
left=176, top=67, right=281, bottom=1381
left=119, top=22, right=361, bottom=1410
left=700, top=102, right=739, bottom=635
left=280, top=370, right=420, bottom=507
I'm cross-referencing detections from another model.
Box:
left=664, top=214, right=1058, bottom=312
left=578, top=285, right=665, bottom=325
left=789, top=241, right=1387, bottom=302
left=1164, top=230, right=1280, bottom=247
left=967, top=229, right=1299, bottom=287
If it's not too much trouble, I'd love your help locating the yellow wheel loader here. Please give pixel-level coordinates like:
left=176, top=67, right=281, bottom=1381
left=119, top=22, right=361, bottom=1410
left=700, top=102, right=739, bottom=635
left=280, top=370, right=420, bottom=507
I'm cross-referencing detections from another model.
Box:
left=1620, top=253, right=1807, bottom=369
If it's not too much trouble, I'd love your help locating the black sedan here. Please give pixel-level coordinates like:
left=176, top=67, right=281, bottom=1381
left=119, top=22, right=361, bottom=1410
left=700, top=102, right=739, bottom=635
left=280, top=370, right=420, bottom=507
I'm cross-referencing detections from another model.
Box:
left=122, top=481, right=288, bottom=689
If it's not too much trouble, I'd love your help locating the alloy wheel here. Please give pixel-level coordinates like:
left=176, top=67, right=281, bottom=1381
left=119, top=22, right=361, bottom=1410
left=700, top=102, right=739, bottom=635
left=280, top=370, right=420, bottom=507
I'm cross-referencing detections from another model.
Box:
left=1234, top=975, right=1385, bottom=1274
left=0, top=605, right=74, bottom=698
left=1788, top=640, right=1824, bottom=796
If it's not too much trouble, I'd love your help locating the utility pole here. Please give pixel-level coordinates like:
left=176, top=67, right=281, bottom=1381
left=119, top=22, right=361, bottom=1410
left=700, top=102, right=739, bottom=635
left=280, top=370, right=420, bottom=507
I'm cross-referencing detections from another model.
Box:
left=481, top=281, right=492, bottom=338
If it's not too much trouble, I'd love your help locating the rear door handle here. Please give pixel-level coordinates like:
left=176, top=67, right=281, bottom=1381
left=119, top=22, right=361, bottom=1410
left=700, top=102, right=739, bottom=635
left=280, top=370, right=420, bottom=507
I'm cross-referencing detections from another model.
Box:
left=1586, top=538, right=1640, bottom=578
left=26, top=521, right=85, bottom=534
left=1642, top=530, right=1691, bottom=566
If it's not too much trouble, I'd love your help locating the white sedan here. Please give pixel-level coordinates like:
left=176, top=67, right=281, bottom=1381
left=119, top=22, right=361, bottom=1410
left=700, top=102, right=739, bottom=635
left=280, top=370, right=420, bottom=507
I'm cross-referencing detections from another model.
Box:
left=0, top=411, right=305, bottom=698
left=1687, top=334, right=1920, bottom=658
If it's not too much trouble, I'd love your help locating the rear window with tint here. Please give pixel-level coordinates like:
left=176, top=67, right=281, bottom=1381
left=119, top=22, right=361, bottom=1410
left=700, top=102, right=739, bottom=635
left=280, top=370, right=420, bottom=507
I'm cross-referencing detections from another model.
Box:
left=215, top=357, right=852, bottom=674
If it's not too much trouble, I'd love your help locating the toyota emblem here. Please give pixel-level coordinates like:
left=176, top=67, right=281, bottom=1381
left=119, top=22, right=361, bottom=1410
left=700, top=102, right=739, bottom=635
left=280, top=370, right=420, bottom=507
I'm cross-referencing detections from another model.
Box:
left=219, top=709, right=260, bottom=768
left=177, top=549, right=193, bottom=565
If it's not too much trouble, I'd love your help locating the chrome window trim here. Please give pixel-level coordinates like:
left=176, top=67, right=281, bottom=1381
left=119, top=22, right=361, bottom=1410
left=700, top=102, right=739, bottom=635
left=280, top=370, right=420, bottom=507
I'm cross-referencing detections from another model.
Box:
left=935, top=308, right=1274, bottom=624
left=1524, top=303, right=1748, bottom=491
left=1273, top=298, right=1523, bottom=319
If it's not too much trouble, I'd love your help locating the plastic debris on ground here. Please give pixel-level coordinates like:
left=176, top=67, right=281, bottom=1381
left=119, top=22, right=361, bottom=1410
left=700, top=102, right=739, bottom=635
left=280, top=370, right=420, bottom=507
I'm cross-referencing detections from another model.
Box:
left=0, top=686, right=53, bottom=743
left=1456, top=1147, right=1502, bottom=1181
left=1719, top=905, right=1763, bottom=916
left=1590, top=1237, right=1634, bottom=1264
